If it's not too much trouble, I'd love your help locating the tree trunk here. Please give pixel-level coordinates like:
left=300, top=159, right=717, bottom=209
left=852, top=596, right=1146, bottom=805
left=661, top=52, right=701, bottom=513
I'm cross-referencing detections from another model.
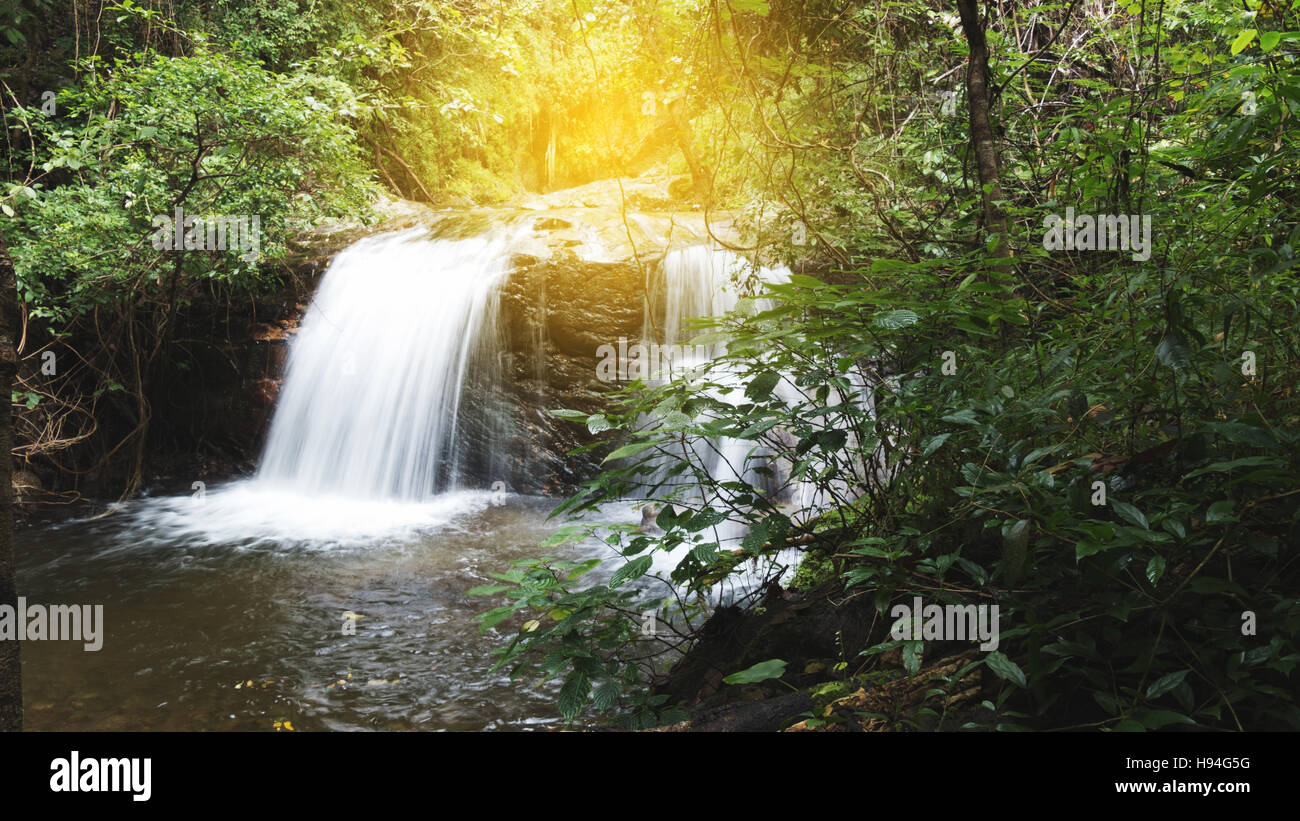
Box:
left=957, top=0, right=1009, bottom=258
left=668, top=98, right=712, bottom=204
left=0, top=236, right=21, bottom=732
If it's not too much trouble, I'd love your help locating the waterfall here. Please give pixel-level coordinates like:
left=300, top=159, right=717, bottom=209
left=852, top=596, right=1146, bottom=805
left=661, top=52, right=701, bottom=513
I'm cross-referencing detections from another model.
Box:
left=638, top=244, right=871, bottom=540
left=639, top=245, right=793, bottom=498
left=256, top=227, right=519, bottom=501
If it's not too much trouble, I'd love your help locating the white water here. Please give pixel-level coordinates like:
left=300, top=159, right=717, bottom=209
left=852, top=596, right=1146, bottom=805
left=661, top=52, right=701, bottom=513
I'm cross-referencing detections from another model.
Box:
left=641, top=245, right=795, bottom=498
left=629, top=246, right=812, bottom=593
left=111, top=225, right=841, bottom=563
left=115, top=226, right=530, bottom=545
left=258, top=227, right=519, bottom=500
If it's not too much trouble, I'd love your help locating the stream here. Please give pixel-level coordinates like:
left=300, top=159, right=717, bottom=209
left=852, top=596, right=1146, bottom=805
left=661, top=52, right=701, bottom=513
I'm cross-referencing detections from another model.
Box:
left=16, top=489, right=628, bottom=731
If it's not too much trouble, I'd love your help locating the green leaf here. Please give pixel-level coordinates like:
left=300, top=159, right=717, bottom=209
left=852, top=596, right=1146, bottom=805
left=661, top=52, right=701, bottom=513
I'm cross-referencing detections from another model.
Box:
left=557, top=672, right=589, bottom=721
left=941, top=409, right=979, bottom=426
left=591, top=680, right=620, bottom=712
left=985, top=651, right=1027, bottom=688
left=1145, top=669, right=1189, bottom=700
left=921, top=433, right=951, bottom=458
left=722, top=658, right=787, bottom=684
left=1230, top=29, right=1257, bottom=55
left=745, top=371, right=782, bottom=401
left=586, top=414, right=611, bottom=434
left=609, top=555, right=653, bottom=588
left=691, top=543, right=719, bottom=564
left=1145, top=555, right=1166, bottom=586
left=1112, top=500, right=1148, bottom=530
left=1182, top=456, right=1281, bottom=481
left=1260, top=31, right=1282, bottom=52
left=1075, top=540, right=1112, bottom=561
left=1206, top=500, right=1237, bottom=523
left=550, top=409, right=589, bottom=420
left=683, top=508, right=727, bottom=532
left=602, top=441, right=657, bottom=464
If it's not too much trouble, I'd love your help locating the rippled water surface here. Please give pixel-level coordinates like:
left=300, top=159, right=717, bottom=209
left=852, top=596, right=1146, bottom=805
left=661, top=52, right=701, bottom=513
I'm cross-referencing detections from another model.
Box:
left=16, top=487, right=608, bottom=731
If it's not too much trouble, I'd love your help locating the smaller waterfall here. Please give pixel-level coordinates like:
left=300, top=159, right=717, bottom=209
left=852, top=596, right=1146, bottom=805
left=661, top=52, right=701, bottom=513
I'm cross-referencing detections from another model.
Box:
left=640, top=246, right=793, bottom=499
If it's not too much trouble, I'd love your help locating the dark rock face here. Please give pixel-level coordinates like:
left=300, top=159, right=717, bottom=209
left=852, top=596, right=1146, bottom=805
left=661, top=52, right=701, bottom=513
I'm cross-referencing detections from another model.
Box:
left=138, top=284, right=307, bottom=495
left=494, top=252, right=646, bottom=494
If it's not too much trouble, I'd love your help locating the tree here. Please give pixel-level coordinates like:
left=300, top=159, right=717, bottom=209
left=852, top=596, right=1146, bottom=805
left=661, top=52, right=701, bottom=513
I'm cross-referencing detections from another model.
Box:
left=956, top=0, right=1008, bottom=258
left=0, top=235, right=20, bottom=732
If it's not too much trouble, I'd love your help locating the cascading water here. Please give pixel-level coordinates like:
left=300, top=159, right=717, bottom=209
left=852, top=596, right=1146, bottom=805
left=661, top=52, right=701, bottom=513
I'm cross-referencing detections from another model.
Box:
left=633, top=244, right=874, bottom=595
left=257, top=227, right=517, bottom=500
left=120, top=225, right=530, bottom=545
left=640, top=245, right=795, bottom=500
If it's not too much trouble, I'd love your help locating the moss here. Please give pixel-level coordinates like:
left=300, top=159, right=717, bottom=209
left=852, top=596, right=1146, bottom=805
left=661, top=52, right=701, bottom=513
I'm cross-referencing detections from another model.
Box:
left=789, top=549, right=836, bottom=591
left=809, top=680, right=854, bottom=714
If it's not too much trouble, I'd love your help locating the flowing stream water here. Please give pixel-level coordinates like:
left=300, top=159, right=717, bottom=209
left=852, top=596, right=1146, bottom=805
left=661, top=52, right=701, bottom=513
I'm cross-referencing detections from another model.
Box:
left=16, top=219, right=803, bottom=730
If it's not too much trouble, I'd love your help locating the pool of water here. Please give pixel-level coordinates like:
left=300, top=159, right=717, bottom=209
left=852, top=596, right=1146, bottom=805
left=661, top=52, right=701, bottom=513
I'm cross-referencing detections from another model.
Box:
left=16, top=485, right=608, bottom=731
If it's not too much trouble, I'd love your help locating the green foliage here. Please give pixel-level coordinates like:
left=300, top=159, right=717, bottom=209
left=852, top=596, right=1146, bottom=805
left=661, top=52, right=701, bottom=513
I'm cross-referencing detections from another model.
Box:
left=4, top=49, right=372, bottom=320
left=469, top=546, right=691, bottom=728
left=476, top=0, right=1300, bottom=731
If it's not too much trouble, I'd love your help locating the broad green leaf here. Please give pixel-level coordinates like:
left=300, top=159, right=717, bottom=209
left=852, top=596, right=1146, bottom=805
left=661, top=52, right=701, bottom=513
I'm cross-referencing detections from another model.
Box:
left=1230, top=29, right=1257, bottom=55
left=1112, top=500, right=1148, bottom=530
left=602, top=441, right=657, bottom=464
left=941, top=409, right=979, bottom=426
left=1206, top=500, right=1237, bottom=523
left=745, top=371, right=782, bottom=401
left=985, top=651, right=1027, bottom=688
left=1145, top=669, right=1189, bottom=700
left=557, top=672, right=589, bottom=720
left=921, top=433, right=951, bottom=458
left=722, top=658, right=787, bottom=684
left=609, top=555, right=653, bottom=588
